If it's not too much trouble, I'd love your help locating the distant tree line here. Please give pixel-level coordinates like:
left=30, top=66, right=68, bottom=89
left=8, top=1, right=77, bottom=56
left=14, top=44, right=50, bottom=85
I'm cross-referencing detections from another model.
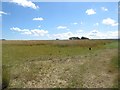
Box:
left=1, top=39, right=6, bottom=41
left=69, top=36, right=89, bottom=40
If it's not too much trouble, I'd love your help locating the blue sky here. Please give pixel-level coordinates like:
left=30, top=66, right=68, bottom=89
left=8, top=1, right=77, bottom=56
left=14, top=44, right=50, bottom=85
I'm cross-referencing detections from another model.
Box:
left=1, top=0, right=119, bottom=40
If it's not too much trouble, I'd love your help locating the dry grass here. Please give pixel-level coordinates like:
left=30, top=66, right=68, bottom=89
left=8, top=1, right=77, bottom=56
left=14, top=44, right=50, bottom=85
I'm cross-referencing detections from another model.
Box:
left=2, top=40, right=118, bottom=88
left=2, top=40, right=112, bottom=47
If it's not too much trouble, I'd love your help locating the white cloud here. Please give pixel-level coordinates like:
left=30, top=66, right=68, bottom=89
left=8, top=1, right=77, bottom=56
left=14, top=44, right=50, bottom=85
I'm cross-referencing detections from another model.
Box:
left=0, top=11, right=7, bottom=16
left=73, top=22, right=78, bottom=25
left=57, top=26, right=68, bottom=29
left=10, top=27, right=118, bottom=39
left=87, top=30, right=118, bottom=39
left=10, top=27, right=29, bottom=32
left=101, top=7, right=108, bottom=11
left=48, top=29, right=118, bottom=39
left=88, top=30, right=102, bottom=38
left=94, top=23, right=99, bottom=26
left=86, top=9, right=96, bottom=15
left=38, top=25, right=41, bottom=28
left=30, top=29, right=48, bottom=36
left=80, top=22, right=83, bottom=25
left=22, top=31, right=32, bottom=35
left=102, top=18, right=118, bottom=26
left=76, top=30, right=83, bottom=33
left=49, top=30, right=84, bottom=39
left=106, top=31, right=118, bottom=39
left=10, top=0, right=39, bottom=9
left=52, top=32, right=79, bottom=39
left=10, top=27, right=48, bottom=36
left=33, top=17, right=44, bottom=21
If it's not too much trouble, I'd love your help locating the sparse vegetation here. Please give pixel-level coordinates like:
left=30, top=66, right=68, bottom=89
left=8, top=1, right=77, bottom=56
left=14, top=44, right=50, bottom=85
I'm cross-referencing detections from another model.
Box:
left=2, top=40, right=118, bottom=88
left=2, top=65, right=10, bottom=90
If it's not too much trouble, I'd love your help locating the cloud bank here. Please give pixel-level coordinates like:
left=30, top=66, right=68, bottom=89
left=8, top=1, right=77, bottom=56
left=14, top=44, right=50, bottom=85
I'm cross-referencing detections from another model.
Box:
left=10, top=27, right=48, bottom=36
left=10, top=0, right=39, bottom=9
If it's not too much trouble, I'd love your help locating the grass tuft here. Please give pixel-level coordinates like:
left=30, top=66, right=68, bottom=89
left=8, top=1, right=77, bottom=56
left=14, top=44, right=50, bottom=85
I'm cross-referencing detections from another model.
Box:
left=2, top=65, right=10, bottom=90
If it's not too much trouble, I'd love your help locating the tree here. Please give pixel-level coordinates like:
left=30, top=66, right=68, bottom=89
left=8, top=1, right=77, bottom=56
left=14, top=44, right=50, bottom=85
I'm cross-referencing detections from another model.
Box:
left=81, top=36, right=89, bottom=39
left=69, top=37, right=80, bottom=40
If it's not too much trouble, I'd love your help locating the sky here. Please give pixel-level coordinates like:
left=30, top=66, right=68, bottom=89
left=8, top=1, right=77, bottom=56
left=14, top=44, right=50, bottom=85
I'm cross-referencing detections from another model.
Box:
left=1, top=0, right=119, bottom=40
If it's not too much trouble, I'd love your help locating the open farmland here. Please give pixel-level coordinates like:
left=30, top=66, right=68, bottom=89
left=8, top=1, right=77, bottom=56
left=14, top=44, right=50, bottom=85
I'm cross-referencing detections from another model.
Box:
left=2, top=40, right=119, bottom=88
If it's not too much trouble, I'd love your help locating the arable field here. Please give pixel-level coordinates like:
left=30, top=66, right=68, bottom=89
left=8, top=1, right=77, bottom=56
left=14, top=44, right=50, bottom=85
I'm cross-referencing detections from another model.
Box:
left=2, top=40, right=119, bottom=88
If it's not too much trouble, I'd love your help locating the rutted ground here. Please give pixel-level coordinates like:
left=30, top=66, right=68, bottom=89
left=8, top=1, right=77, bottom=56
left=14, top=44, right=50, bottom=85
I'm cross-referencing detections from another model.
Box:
left=9, top=48, right=118, bottom=88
